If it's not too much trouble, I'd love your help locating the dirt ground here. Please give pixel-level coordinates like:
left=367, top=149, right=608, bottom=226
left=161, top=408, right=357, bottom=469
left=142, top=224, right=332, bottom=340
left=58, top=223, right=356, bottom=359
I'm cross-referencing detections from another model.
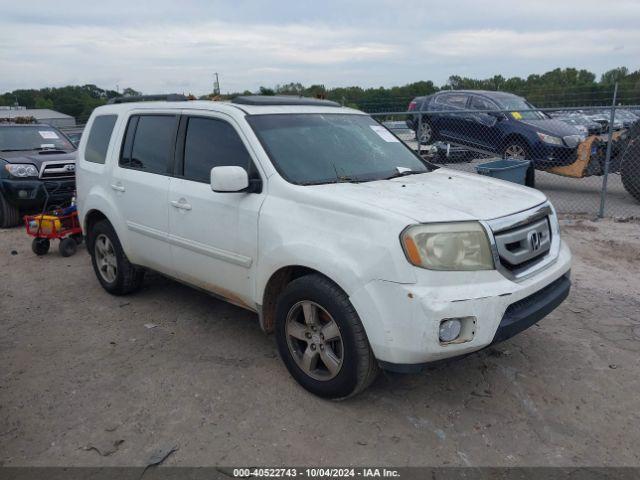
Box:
left=1, top=217, right=639, bottom=467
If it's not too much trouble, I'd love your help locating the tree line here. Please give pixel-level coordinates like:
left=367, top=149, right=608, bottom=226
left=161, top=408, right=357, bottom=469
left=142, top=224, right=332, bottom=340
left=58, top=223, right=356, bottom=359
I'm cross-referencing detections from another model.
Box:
left=1, top=67, right=638, bottom=121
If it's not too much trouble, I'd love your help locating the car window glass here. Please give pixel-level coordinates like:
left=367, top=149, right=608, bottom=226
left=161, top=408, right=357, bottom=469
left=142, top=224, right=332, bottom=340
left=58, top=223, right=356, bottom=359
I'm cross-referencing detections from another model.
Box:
left=247, top=114, right=429, bottom=185
left=126, top=115, right=176, bottom=174
left=183, top=117, right=252, bottom=183
left=85, top=115, right=117, bottom=164
left=436, top=94, right=468, bottom=109
left=470, top=97, right=497, bottom=111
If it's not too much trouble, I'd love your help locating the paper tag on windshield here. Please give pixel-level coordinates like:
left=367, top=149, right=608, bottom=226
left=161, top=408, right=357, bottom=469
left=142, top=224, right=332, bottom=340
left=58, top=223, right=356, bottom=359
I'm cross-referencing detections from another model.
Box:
left=370, top=125, right=399, bottom=142
left=39, top=131, right=59, bottom=139
left=40, top=144, right=56, bottom=149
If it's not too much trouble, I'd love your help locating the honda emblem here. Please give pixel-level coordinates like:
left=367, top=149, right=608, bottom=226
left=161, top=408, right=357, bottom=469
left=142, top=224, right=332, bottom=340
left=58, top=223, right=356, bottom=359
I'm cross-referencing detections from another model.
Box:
left=529, top=231, right=542, bottom=251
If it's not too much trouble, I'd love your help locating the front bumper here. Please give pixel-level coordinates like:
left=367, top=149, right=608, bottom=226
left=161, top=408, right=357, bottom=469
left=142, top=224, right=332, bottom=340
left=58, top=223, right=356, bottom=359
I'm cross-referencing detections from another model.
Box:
left=532, top=142, right=577, bottom=168
left=0, top=178, right=75, bottom=210
left=349, top=239, right=572, bottom=369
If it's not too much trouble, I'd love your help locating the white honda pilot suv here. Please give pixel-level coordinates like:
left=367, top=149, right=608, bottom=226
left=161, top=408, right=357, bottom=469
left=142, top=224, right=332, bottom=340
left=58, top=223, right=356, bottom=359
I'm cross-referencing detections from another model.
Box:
left=77, top=95, right=571, bottom=398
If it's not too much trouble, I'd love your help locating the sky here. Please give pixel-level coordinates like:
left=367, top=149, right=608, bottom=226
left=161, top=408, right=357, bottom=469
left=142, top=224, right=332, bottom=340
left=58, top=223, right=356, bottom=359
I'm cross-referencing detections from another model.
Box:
left=0, top=0, right=639, bottom=95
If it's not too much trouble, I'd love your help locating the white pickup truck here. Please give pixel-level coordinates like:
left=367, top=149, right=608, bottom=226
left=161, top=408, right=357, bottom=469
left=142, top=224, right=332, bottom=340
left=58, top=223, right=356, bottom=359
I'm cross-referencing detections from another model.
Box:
left=76, top=95, right=571, bottom=398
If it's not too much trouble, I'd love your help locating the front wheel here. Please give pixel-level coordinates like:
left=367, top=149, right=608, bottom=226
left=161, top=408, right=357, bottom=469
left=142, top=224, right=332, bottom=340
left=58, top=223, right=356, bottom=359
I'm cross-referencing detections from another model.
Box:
left=32, top=238, right=50, bottom=256
left=275, top=274, right=378, bottom=399
left=503, top=140, right=530, bottom=160
left=0, top=192, right=21, bottom=228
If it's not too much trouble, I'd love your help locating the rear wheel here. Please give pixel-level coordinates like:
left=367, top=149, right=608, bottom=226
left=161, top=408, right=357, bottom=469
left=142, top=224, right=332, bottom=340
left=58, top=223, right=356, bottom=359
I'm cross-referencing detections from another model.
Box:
left=415, top=118, right=435, bottom=145
left=71, top=233, right=84, bottom=245
left=89, top=220, right=145, bottom=295
left=0, top=192, right=21, bottom=228
left=59, top=237, right=78, bottom=257
left=275, top=274, right=378, bottom=399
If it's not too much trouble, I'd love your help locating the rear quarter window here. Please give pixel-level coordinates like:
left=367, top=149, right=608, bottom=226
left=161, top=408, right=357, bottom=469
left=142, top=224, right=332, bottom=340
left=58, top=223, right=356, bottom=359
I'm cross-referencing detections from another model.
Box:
left=85, top=115, right=117, bottom=164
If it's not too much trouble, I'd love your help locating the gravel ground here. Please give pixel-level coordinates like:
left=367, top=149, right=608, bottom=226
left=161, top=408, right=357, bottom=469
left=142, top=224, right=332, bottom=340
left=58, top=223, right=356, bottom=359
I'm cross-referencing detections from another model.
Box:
left=1, top=217, right=639, bottom=467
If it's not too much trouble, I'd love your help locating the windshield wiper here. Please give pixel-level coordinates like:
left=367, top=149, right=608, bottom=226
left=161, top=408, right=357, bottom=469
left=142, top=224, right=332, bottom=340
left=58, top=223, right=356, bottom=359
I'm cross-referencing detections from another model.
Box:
left=0, top=148, right=35, bottom=152
left=384, top=169, right=424, bottom=180
left=335, top=175, right=363, bottom=183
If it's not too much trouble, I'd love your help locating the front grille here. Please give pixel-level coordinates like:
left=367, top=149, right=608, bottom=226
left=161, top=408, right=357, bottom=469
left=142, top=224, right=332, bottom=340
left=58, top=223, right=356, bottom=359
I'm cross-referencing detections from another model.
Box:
left=493, top=217, right=551, bottom=272
left=43, top=181, right=75, bottom=196
left=40, top=162, right=76, bottom=179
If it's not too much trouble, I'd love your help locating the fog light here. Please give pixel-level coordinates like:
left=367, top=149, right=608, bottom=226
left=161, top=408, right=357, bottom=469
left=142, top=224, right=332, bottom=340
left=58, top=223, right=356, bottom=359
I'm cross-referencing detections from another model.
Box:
left=439, top=319, right=462, bottom=342
left=18, top=190, right=28, bottom=199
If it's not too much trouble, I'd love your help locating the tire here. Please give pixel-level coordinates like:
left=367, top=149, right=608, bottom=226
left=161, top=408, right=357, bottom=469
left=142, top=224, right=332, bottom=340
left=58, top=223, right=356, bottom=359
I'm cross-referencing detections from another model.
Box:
left=32, top=238, right=50, bottom=256
left=415, top=117, right=436, bottom=145
left=620, top=134, right=640, bottom=203
left=59, top=237, right=78, bottom=257
left=0, top=192, right=21, bottom=228
left=275, top=274, right=378, bottom=399
left=502, top=139, right=531, bottom=160
left=89, top=220, right=145, bottom=295
left=71, top=233, right=84, bottom=245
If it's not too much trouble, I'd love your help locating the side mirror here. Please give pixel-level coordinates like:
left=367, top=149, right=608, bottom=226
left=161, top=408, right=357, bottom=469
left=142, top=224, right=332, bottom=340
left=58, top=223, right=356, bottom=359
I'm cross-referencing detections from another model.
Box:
left=211, top=166, right=249, bottom=192
left=487, top=111, right=504, bottom=120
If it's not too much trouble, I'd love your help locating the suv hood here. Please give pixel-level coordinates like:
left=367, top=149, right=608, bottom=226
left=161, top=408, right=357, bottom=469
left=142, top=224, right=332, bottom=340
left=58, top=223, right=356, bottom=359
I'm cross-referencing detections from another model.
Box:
left=0, top=150, right=76, bottom=169
left=520, top=118, right=580, bottom=137
left=310, top=168, right=547, bottom=223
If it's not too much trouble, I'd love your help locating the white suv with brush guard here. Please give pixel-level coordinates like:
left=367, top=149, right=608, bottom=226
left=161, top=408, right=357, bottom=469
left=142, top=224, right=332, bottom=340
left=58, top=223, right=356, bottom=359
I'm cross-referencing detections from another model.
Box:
left=76, top=95, right=572, bottom=398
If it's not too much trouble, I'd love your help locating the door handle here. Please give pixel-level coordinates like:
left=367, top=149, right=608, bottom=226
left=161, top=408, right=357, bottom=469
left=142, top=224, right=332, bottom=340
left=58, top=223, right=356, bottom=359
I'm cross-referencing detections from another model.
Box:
left=111, top=183, right=125, bottom=192
left=170, top=199, right=192, bottom=211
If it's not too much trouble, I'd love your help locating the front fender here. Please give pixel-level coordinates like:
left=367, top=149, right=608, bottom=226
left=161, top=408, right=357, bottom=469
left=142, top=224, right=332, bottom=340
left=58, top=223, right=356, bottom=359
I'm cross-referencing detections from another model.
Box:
left=256, top=242, right=366, bottom=302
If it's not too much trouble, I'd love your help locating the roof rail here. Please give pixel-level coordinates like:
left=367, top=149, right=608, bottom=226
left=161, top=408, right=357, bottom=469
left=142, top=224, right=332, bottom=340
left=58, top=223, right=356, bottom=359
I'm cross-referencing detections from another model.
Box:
left=231, top=95, right=341, bottom=107
left=107, top=94, right=188, bottom=104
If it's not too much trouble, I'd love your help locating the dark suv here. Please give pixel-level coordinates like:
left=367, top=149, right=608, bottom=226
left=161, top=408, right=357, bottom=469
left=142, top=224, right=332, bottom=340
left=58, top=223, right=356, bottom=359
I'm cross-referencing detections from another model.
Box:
left=407, top=90, right=582, bottom=168
left=0, top=124, right=76, bottom=227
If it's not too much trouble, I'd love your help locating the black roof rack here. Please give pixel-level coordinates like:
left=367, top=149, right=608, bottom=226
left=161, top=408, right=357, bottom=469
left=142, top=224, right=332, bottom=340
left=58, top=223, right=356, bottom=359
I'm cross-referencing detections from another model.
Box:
left=231, top=95, right=341, bottom=107
left=107, top=94, right=188, bottom=104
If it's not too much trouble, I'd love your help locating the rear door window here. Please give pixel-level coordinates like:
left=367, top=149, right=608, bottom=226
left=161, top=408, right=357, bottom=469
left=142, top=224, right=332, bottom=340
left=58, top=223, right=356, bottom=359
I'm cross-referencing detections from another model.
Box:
left=85, top=115, right=117, bottom=164
left=181, top=116, right=253, bottom=183
left=120, top=115, right=177, bottom=174
left=435, top=94, right=469, bottom=109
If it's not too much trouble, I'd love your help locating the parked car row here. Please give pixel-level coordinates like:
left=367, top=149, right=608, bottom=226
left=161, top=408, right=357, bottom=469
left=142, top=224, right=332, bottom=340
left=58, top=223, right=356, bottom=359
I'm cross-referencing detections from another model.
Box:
left=548, top=108, right=639, bottom=135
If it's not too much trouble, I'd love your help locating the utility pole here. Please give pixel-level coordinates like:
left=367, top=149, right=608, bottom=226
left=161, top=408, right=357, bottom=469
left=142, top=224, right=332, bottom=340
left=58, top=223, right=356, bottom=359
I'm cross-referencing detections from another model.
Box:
left=213, top=73, right=220, bottom=96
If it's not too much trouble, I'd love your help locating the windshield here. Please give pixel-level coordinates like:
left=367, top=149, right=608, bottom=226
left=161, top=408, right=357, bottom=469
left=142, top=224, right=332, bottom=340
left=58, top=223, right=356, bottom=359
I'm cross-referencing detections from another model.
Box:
left=495, top=96, right=546, bottom=121
left=247, top=114, right=431, bottom=184
left=0, top=126, right=74, bottom=152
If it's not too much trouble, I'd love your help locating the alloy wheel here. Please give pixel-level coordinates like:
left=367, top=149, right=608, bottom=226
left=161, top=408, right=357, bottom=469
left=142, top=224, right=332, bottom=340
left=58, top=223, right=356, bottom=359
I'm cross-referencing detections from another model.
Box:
left=95, top=234, right=118, bottom=283
left=504, top=144, right=527, bottom=159
left=285, top=301, right=344, bottom=381
left=418, top=122, right=432, bottom=143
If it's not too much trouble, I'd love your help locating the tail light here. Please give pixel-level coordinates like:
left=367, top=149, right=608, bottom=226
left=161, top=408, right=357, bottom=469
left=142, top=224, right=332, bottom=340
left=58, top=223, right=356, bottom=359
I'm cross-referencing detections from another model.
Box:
left=408, top=101, right=417, bottom=111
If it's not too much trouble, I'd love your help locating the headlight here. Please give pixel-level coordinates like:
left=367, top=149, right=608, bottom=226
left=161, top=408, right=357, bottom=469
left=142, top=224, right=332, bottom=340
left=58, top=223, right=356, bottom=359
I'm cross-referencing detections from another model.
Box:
left=537, top=132, right=564, bottom=146
left=4, top=164, right=39, bottom=178
left=400, top=222, right=494, bottom=271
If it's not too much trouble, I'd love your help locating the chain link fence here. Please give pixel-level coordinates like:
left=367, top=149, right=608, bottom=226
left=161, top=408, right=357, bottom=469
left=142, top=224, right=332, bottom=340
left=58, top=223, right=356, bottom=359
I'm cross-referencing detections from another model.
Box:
left=369, top=88, right=640, bottom=219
